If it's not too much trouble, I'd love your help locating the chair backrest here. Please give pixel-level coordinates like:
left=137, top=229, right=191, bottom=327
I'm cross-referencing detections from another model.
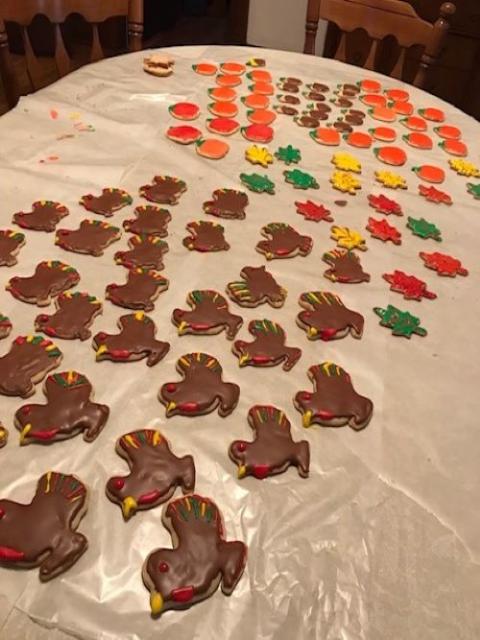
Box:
left=304, top=0, right=456, bottom=88
left=0, top=0, right=144, bottom=108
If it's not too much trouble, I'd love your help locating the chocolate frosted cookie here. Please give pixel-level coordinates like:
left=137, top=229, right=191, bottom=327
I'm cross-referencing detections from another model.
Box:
left=93, top=312, right=170, bottom=366
left=322, top=249, right=370, bottom=284
left=229, top=405, right=310, bottom=479
left=173, top=290, right=242, bottom=339
left=15, top=371, right=109, bottom=445
left=183, top=221, right=229, bottom=252
left=115, top=235, right=168, bottom=270
left=0, top=335, right=62, bottom=397
left=13, top=201, right=69, bottom=232
left=80, top=188, right=132, bottom=217
left=143, top=494, right=247, bottom=617
left=106, top=429, right=195, bottom=520
left=294, top=115, right=320, bottom=128
left=56, top=220, right=121, bottom=256
left=7, top=261, right=80, bottom=306
left=35, top=292, right=102, bottom=341
left=256, top=223, right=312, bottom=260
left=333, top=121, right=353, bottom=133
left=233, top=319, right=301, bottom=371
left=273, top=105, right=299, bottom=116
left=0, top=314, right=12, bottom=340
left=203, top=188, right=249, bottom=220
left=277, top=94, right=301, bottom=105
left=303, top=91, right=326, bottom=102
left=0, top=471, right=88, bottom=581
left=227, top=265, right=287, bottom=308
left=297, top=291, right=364, bottom=340
left=123, top=205, right=171, bottom=237
left=140, top=176, right=187, bottom=205
left=0, top=230, right=25, bottom=267
left=277, top=82, right=299, bottom=93
left=0, top=425, right=8, bottom=448
left=307, top=82, right=329, bottom=93
left=159, top=353, right=240, bottom=418
left=106, top=268, right=168, bottom=312
left=295, top=362, right=373, bottom=430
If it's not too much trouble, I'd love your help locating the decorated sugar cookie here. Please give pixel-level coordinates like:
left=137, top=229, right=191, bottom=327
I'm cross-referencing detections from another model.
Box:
left=373, top=146, right=407, bottom=166
left=297, top=291, right=364, bottom=340
left=374, top=170, right=407, bottom=190
left=403, top=133, right=432, bottom=150
left=310, top=128, right=340, bottom=146
left=401, top=116, right=427, bottom=131
left=233, top=319, right=302, bottom=371
left=123, top=206, right=171, bottom=237
left=56, top=220, right=121, bottom=256
left=35, top=292, right=102, bottom=341
left=172, top=290, right=242, bottom=339
left=295, top=200, right=333, bottom=223
left=0, top=230, right=25, bottom=267
left=245, top=145, right=274, bottom=168
left=330, top=171, right=361, bottom=194
left=80, top=188, right=132, bottom=217
left=284, top=169, right=319, bottom=190
left=466, top=183, right=480, bottom=199
left=383, top=271, right=436, bottom=301
left=7, top=261, right=80, bottom=306
left=13, top=201, right=69, bottom=232
left=203, top=189, right=248, bottom=220
left=418, top=107, right=444, bottom=122
left=247, top=109, right=276, bottom=125
left=196, top=138, right=230, bottom=160
left=192, top=62, right=217, bottom=75
left=106, top=268, right=168, bottom=312
left=412, top=165, right=445, bottom=184
left=229, top=405, right=310, bottom=479
left=208, top=101, right=238, bottom=118
left=367, top=193, right=402, bottom=215
left=115, top=235, right=168, bottom=270
left=322, top=249, right=370, bottom=284
left=159, top=353, right=240, bottom=418
left=374, top=305, right=427, bottom=338
left=366, top=217, right=402, bottom=245
left=140, top=176, right=187, bottom=205
left=15, top=371, right=109, bottom=444
left=418, top=184, right=452, bottom=205
left=240, top=172, right=275, bottom=194
left=294, top=362, right=373, bottom=430
left=407, top=217, right=442, bottom=242
left=0, top=425, right=7, bottom=448
left=0, top=314, right=12, bottom=340
left=331, top=225, right=367, bottom=251
left=440, top=139, right=468, bottom=157
left=206, top=117, right=240, bottom=136
left=166, top=125, right=202, bottom=145
left=241, top=123, right=274, bottom=143
left=419, top=251, right=468, bottom=277
left=449, top=159, right=480, bottom=178
left=275, top=145, right=301, bottom=165
left=345, top=131, right=372, bottom=149
left=331, top=152, right=361, bottom=173
left=168, top=102, right=200, bottom=121
left=106, top=430, right=195, bottom=520
left=256, top=223, right=312, bottom=259
left=226, top=266, right=287, bottom=308
left=183, top=221, right=229, bottom=252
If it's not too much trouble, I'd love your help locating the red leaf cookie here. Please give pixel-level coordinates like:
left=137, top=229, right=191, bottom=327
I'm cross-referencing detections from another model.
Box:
left=367, top=193, right=402, bottom=216
left=419, top=252, right=468, bottom=277
left=295, top=200, right=333, bottom=222
left=383, top=270, right=436, bottom=301
left=418, top=184, right=452, bottom=205
left=366, top=217, right=401, bottom=244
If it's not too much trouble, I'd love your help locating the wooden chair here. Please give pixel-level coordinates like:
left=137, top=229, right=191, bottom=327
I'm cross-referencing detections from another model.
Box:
left=304, top=0, right=456, bottom=88
left=0, top=0, right=144, bottom=109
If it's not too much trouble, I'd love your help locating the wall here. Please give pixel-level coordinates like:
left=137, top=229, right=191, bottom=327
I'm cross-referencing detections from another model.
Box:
left=247, top=0, right=327, bottom=54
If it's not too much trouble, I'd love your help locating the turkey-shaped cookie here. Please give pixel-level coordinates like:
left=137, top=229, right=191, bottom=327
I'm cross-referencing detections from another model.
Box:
left=297, top=291, right=364, bottom=340
left=322, top=249, right=371, bottom=284
left=13, top=200, right=69, bottom=232
left=0, top=230, right=25, bottom=267
left=256, top=223, right=312, bottom=259
left=0, top=335, right=62, bottom=397
left=106, top=268, right=168, bottom=311
left=15, top=371, right=109, bottom=445
left=229, top=405, right=310, bottom=479
left=93, top=312, right=170, bottom=366
left=143, top=494, right=247, bottom=617
left=80, top=187, right=132, bottom=216
left=7, top=261, right=80, bottom=306
left=106, top=429, right=195, bottom=520
left=0, top=313, right=12, bottom=339
left=0, top=471, right=88, bottom=581
left=183, top=221, right=230, bottom=252
left=226, top=265, right=287, bottom=308
left=0, top=425, right=8, bottom=448
left=159, top=353, right=240, bottom=418
left=203, top=188, right=249, bottom=219
left=140, top=175, right=187, bottom=205
left=114, top=235, right=168, bottom=270
left=233, top=319, right=301, bottom=371
left=35, top=292, right=102, bottom=340
left=56, top=219, right=121, bottom=256
left=123, top=205, right=171, bottom=237
left=172, top=290, right=242, bottom=339
left=294, top=362, right=373, bottom=430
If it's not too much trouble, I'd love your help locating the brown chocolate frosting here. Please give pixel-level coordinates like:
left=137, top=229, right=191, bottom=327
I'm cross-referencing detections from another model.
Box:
left=35, top=292, right=102, bottom=340
left=106, top=268, right=169, bottom=312
left=0, top=471, right=88, bottom=580
left=173, top=290, right=242, bottom=339
left=295, top=115, right=320, bottom=128
left=277, top=94, right=300, bottom=105
left=0, top=335, right=62, bottom=397
left=297, top=291, right=364, bottom=340
left=123, top=206, right=171, bottom=237
left=277, top=82, right=299, bottom=93
left=322, top=249, right=370, bottom=284
left=139, top=176, right=187, bottom=205
left=303, top=91, right=326, bottom=102
left=7, top=261, right=80, bottom=306
left=274, top=105, right=298, bottom=116
left=295, top=362, right=373, bottom=430
left=93, top=312, right=170, bottom=366
left=333, top=121, right=353, bottom=133
left=183, top=221, right=229, bottom=252
left=115, top=235, right=168, bottom=270
left=106, top=429, right=195, bottom=520
left=203, top=189, right=249, bottom=220
left=0, top=230, right=25, bottom=266
left=15, top=371, right=109, bottom=444
left=56, top=219, right=121, bottom=256
left=309, top=83, right=329, bottom=92
left=13, top=201, right=69, bottom=232
left=80, top=188, right=132, bottom=217
left=229, top=405, right=309, bottom=479
left=233, top=319, right=301, bottom=371
left=257, top=223, right=312, bottom=259
left=159, top=353, right=240, bottom=418
left=144, top=494, right=246, bottom=616
left=227, top=266, right=287, bottom=308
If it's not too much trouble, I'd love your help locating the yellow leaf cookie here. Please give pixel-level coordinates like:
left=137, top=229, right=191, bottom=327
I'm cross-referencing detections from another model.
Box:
left=330, top=225, right=367, bottom=251
left=245, top=145, right=274, bottom=168
left=330, top=171, right=361, bottom=194
left=448, top=158, right=480, bottom=178
left=331, top=152, right=362, bottom=173
left=374, top=170, right=407, bottom=189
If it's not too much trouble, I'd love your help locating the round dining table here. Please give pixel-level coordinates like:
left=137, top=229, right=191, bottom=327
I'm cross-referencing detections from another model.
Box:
left=0, top=44, right=479, bottom=640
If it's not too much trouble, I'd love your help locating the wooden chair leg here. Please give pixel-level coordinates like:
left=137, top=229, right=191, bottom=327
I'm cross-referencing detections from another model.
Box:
left=0, top=18, right=18, bottom=109
left=128, top=0, right=144, bottom=52
left=413, top=1, right=455, bottom=88
left=304, top=0, right=321, bottom=55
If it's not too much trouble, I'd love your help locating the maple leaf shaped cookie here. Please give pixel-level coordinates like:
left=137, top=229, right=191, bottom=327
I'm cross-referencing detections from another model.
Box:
left=366, top=217, right=402, bottom=244
left=331, top=225, right=367, bottom=251
left=295, top=200, right=333, bottom=222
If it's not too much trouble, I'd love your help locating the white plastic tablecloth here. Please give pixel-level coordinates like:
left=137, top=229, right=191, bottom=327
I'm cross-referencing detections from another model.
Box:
left=0, top=45, right=479, bottom=640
